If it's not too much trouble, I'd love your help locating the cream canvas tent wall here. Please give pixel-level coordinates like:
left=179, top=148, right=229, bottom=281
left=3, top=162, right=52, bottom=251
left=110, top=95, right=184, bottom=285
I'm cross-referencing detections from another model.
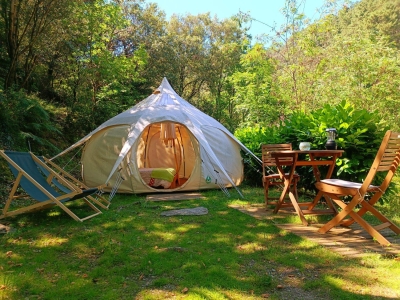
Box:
left=54, top=78, right=261, bottom=196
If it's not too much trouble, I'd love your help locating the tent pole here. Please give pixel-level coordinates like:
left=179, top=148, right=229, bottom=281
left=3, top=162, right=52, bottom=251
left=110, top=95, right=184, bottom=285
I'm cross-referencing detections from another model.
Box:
left=177, top=126, right=186, bottom=179
left=143, top=126, right=151, bottom=167
left=172, top=138, right=180, bottom=188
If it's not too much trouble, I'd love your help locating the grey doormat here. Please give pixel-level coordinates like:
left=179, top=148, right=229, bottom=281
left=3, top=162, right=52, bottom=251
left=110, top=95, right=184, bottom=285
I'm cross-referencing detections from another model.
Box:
left=146, top=192, right=205, bottom=201
left=161, top=206, right=208, bottom=216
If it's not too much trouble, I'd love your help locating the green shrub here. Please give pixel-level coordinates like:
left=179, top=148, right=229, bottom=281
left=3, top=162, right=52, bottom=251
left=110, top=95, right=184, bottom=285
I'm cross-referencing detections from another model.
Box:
left=234, top=126, right=278, bottom=186
left=0, top=92, right=19, bottom=149
left=280, top=100, right=389, bottom=192
left=235, top=100, right=394, bottom=200
left=0, top=89, right=61, bottom=153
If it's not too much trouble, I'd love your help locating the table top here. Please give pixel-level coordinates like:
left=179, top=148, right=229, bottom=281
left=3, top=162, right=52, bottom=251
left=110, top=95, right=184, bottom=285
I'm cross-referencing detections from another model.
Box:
left=269, top=149, right=344, bottom=166
left=270, top=150, right=344, bottom=157
left=269, top=149, right=344, bottom=155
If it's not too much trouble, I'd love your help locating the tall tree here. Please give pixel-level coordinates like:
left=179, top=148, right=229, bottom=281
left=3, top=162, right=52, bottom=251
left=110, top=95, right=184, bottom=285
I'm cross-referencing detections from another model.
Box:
left=116, top=0, right=167, bottom=91
left=0, top=0, right=69, bottom=89
left=53, top=0, right=149, bottom=136
left=269, top=0, right=400, bottom=127
left=228, top=43, right=280, bottom=128
left=336, top=0, right=400, bottom=48
left=147, top=13, right=247, bottom=126
left=201, top=15, right=247, bottom=124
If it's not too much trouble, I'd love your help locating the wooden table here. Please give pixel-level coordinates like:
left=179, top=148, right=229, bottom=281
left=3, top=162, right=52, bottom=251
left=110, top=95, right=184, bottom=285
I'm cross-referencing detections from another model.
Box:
left=269, top=150, right=344, bottom=226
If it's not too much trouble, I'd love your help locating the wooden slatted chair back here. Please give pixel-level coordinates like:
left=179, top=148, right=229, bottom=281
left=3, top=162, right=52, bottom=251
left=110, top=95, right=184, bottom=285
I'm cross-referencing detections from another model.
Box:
left=376, top=131, right=400, bottom=171
left=261, top=143, right=299, bottom=207
left=262, top=144, right=293, bottom=172
left=367, top=131, right=400, bottom=191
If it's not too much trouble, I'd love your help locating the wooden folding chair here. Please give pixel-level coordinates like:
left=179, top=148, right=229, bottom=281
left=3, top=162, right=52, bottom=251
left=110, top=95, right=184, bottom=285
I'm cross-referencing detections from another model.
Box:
left=39, top=156, right=111, bottom=209
left=315, top=130, right=400, bottom=245
left=0, top=151, right=105, bottom=222
left=262, top=144, right=300, bottom=208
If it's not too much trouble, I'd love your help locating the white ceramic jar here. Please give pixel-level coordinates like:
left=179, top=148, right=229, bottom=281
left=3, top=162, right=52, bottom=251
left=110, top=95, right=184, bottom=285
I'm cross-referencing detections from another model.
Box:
left=299, top=142, right=311, bottom=151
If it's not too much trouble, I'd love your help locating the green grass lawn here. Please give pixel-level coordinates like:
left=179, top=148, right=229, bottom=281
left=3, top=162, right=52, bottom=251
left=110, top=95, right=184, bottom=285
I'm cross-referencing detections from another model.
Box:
left=1, top=186, right=399, bottom=299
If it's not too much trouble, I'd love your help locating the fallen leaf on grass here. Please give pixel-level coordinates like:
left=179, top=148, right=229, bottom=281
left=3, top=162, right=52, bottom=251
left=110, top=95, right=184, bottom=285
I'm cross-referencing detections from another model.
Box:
left=262, top=293, right=270, bottom=298
left=182, top=287, right=188, bottom=293
left=0, top=285, right=6, bottom=290
left=6, top=251, right=12, bottom=257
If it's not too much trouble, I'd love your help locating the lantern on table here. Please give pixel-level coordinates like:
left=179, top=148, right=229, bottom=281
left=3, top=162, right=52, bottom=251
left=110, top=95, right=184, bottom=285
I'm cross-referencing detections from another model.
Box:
left=325, top=128, right=337, bottom=150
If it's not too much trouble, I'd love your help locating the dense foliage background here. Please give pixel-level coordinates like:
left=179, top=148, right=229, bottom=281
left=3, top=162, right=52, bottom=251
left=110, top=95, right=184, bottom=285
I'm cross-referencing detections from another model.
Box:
left=0, top=0, right=399, bottom=194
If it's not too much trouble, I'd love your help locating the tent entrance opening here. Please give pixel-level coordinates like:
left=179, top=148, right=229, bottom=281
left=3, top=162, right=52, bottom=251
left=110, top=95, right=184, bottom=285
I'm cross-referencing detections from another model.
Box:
left=136, top=122, right=196, bottom=189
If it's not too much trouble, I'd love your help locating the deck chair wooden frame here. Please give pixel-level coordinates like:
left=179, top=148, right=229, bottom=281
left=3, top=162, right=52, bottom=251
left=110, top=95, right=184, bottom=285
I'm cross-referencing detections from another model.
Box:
left=315, top=130, right=400, bottom=245
left=0, top=151, right=105, bottom=222
left=39, top=156, right=111, bottom=209
left=262, top=144, right=299, bottom=208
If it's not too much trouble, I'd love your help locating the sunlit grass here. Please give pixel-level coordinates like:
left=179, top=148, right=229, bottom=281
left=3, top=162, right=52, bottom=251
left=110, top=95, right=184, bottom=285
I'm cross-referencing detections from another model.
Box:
left=0, top=186, right=399, bottom=299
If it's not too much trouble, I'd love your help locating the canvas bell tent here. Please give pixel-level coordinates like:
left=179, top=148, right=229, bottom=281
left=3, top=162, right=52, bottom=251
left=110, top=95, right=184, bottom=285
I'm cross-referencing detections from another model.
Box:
left=54, top=78, right=261, bottom=196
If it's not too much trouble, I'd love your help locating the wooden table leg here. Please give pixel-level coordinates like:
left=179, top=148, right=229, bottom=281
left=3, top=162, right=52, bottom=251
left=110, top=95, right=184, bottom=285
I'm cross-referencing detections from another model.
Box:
left=273, top=179, right=290, bottom=214
left=307, top=154, right=338, bottom=215
left=273, top=176, right=308, bottom=226
left=288, top=190, right=309, bottom=226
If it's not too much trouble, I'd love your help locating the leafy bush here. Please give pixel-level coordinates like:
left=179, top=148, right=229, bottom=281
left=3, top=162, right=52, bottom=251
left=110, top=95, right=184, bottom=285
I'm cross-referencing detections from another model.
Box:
left=234, top=126, right=278, bottom=186
left=0, top=92, right=19, bottom=149
left=235, top=100, right=392, bottom=198
left=0, top=89, right=61, bottom=153
left=279, top=100, right=388, bottom=192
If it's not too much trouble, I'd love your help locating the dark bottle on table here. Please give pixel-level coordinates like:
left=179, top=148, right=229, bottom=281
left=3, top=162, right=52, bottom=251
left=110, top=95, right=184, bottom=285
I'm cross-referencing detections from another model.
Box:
left=325, top=128, right=337, bottom=150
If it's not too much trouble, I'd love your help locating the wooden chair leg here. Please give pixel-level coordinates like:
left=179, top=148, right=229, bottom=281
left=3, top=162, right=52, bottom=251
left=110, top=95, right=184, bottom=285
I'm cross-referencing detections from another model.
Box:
left=343, top=200, right=396, bottom=246
left=347, top=209, right=391, bottom=245
left=264, top=181, right=271, bottom=208
left=341, top=192, right=383, bottom=227
left=359, top=200, right=400, bottom=234
left=318, top=195, right=359, bottom=234
left=292, top=177, right=299, bottom=201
